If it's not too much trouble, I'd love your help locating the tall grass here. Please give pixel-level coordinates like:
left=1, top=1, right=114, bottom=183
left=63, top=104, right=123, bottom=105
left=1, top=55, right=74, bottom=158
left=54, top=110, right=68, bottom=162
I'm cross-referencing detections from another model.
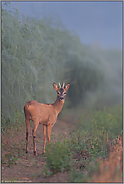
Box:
left=77, top=104, right=122, bottom=139
left=44, top=104, right=122, bottom=181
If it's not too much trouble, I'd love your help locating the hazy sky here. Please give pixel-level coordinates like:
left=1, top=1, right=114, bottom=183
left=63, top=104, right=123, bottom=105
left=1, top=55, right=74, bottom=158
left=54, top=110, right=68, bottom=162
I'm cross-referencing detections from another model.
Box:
left=2, top=1, right=122, bottom=49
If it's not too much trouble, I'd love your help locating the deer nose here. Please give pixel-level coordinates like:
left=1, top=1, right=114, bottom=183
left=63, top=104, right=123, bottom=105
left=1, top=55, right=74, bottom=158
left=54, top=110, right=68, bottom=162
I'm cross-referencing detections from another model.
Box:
left=60, top=95, right=64, bottom=100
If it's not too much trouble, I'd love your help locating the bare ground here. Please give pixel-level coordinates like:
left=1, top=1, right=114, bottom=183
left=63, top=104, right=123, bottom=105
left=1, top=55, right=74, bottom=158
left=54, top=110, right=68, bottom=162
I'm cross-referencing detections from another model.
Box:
left=1, top=119, right=73, bottom=183
left=1, top=119, right=123, bottom=183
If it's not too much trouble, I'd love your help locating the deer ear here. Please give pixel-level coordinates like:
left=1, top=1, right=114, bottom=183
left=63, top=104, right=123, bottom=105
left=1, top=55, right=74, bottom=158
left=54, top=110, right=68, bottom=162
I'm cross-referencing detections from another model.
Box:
left=53, top=82, right=59, bottom=91
left=64, top=83, right=70, bottom=92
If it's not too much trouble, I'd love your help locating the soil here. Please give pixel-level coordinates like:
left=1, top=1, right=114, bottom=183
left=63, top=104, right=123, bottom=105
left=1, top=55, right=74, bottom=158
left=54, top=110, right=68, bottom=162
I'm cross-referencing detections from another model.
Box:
left=1, top=119, right=73, bottom=183
left=1, top=119, right=123, bottom=183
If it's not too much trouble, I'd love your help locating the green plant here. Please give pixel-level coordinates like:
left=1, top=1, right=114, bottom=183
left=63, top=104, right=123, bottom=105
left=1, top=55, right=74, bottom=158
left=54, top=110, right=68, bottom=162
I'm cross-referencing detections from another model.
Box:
left=71, top=104, right=122, bottom=161
left=45, top=140, right=72, bottom=174
left=78, top=105, right=122, bottom=139
left=2, top=140, right=26, bottom=167
left=70, top=169, right=87, bottom=183
left=4, top=153, right=19, bottom=166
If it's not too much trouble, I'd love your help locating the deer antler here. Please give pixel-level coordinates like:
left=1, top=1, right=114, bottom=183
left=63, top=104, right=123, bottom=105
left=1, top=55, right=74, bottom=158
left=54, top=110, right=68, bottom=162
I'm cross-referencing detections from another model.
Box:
left=59, top=82, right=61, bottom=88
left=62, top=83, right=65, bottom=88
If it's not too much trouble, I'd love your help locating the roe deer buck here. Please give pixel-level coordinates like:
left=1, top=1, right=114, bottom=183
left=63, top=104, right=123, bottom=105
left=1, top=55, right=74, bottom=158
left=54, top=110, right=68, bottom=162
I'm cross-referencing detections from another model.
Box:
left=24, top=82, right=70, bottom=155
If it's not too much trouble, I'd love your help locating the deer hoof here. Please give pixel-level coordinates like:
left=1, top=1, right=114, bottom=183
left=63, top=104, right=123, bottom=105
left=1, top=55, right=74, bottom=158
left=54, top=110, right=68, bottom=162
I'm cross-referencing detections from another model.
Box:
left=34, top=151, right=37, bottom=156
left=42, top=150, right=46, bottom=155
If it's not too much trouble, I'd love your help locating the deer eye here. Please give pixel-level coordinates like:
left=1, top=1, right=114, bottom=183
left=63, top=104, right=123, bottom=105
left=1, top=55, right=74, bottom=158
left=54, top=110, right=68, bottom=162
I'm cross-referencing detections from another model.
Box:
left=57, top=92, right=60, bottom=94
left=64, top=92, right=66, bottom=94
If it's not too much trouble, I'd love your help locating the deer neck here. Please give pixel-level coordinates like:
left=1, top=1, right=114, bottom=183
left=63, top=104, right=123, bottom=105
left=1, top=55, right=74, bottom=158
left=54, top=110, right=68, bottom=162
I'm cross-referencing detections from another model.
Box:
left=52, top=97, right=65, bottom=115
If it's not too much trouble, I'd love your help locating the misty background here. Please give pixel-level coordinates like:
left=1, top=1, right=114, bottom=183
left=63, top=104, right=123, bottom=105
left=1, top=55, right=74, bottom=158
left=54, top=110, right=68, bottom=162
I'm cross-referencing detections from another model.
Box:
left=1, top=2, right=122, bottom=123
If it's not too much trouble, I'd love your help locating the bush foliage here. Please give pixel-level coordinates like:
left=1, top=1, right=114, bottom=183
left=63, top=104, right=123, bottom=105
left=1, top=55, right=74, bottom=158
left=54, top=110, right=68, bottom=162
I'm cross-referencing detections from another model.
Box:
left=1, top=3, right=122, bottom=128
left=45, top=139, right=72, bottom=174
left=78, top=104, right=122, bottom=139
left=44, top=104, right=122, bottom=180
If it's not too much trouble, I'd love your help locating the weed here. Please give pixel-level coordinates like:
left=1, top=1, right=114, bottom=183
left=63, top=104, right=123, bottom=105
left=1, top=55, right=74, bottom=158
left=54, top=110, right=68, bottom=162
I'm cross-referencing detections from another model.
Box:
left=45, top=139, right=72, bottom=174
left=70, top=169, right=87, bottom=183
left=2, top=140, right=26, bottom=167
left=31, top=173, right=36, bottom=178
left=78, top=105, right=122, bottom=140
left=4, top=153, right=19, bottom=166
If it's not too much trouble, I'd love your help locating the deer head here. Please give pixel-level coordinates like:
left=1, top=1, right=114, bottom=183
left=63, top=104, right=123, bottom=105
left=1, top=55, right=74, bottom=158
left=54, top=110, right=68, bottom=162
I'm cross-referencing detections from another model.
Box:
left=53, top=82, right=70, bottom=102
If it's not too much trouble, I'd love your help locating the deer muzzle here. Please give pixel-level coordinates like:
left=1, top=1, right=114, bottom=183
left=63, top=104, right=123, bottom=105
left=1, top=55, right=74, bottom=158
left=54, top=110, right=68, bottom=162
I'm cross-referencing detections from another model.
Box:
left=60, top=96, right=64, bottom=101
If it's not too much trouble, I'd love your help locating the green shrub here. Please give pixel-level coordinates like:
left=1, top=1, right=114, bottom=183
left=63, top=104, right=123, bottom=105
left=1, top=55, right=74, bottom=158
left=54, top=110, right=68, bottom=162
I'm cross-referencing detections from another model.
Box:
left=78, top=104, right=122, bottom=140
left=68, top=104, right=122, bottom=160
left=70, top=169, right=87, bottom=183
left=68, top=128, right=107, bottom=159
left=45, top=139, right=72, bottom=174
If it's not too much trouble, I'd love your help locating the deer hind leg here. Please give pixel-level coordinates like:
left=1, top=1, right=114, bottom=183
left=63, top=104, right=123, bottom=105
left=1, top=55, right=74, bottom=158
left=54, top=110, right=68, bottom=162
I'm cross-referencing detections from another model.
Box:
left=26, top=118, right=30, bottom=154
left=32, top=120, right=39, bottom=155
left=43, top=125, right=47, bottom=153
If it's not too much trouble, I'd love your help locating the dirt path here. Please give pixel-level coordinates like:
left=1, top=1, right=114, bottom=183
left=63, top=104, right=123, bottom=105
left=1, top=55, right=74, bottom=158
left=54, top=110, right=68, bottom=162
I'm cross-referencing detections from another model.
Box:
left=1, top=119, right=123, bottom=182
left=1, top=119, right=73, bottom=182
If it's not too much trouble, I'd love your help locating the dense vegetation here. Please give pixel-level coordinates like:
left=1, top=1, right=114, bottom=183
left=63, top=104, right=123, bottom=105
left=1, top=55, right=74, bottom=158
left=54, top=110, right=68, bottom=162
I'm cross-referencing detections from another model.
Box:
left=44, top=104, right=122, bottom=181
left=1, top=3, right=122, bottom=128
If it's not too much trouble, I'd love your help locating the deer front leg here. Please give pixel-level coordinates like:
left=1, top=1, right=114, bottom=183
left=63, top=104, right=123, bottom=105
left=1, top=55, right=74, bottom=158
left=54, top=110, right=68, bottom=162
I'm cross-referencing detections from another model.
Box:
left=32, top=121, right=39, bottom=155
left=47, top=125, right=52, bottom=143
left=43, top=125, right=47, bottom=153
left=47, top=125, right=52, bottom=153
